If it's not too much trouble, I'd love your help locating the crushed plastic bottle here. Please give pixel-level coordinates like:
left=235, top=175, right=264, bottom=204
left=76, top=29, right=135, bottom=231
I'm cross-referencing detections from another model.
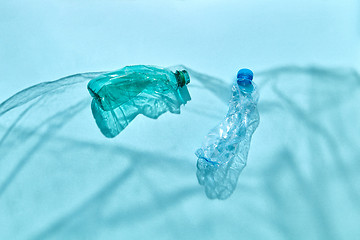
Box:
left=88, top=65, right=191, bottom=138
left=195, top=68, right=260, bottom=199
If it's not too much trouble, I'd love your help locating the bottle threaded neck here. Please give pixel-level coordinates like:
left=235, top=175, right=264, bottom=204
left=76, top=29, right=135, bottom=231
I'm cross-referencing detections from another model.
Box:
left=174, top=70, right=190, bottom=88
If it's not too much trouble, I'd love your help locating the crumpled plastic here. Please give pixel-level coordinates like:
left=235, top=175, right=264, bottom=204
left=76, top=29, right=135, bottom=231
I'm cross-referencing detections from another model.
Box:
left=195, top=69, right=260, bottom=199
left=88, top=65, right=191, bottom=138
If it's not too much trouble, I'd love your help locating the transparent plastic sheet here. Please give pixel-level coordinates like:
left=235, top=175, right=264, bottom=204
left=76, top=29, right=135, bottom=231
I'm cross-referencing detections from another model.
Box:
left=0, top=66, right=360, bottom=239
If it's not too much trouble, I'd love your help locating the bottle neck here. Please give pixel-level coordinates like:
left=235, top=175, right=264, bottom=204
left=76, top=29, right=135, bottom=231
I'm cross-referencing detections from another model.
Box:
left=174, top=70, right=190, bottom=88
left=237, top=78, right=254, bottom=93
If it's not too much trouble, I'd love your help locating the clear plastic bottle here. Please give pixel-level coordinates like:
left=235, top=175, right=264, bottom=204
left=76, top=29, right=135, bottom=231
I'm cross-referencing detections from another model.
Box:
left=195, top=68, right=260, bottom=199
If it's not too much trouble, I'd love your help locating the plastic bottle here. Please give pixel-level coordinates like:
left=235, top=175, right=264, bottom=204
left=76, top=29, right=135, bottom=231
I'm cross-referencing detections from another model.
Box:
left=88, top=65, right=190, bottom=111
left=88, top=65, right=191, bottom=138
left=195, top=68, right=260, bottom=199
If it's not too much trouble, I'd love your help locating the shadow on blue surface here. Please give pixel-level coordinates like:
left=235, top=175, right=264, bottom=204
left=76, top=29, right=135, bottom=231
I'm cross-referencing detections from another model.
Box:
left=0, top=66, right=359, bottom=239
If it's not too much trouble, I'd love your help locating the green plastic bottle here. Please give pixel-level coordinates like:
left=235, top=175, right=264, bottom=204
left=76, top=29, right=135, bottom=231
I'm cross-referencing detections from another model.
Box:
left=88, top=65, right=190, bottom=111
left=87, top=65, right=191, bottom=137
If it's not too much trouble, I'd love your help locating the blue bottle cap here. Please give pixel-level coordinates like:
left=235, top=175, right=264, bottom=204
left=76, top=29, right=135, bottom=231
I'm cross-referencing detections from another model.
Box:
left=237, top=68, right=253, bottom=81
left=237, top=68, right=254, bottom=93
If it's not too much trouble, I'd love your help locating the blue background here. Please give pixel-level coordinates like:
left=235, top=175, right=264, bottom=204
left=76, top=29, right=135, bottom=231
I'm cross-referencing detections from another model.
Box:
left=0, top=1, right=359, bottom=239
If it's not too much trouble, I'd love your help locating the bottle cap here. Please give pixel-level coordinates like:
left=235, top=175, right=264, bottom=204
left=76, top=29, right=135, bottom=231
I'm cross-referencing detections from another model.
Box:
left=237, top=68, right=254, bottom=93
left=237, top=68, right=253, bottom=81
